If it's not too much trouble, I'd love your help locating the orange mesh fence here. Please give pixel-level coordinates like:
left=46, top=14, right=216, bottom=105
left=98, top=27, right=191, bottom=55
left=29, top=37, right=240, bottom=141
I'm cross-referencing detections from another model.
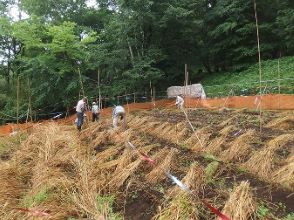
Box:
left=0, top=94, right=293, bottom=136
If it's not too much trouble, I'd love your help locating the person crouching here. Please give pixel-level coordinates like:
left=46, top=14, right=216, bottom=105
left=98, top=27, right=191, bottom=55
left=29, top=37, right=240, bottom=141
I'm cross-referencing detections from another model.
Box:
left=112, top=105, right=126, bottom=128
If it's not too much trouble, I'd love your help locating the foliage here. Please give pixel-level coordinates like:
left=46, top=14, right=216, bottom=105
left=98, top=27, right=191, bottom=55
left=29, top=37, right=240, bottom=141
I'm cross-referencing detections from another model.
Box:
left=257, top=203, right=270, bottom=219
left=205, top=161, right=219, bottom=183
left=0, top=0, right=293, bottom=122
left=96, top=195, right=122, bottom=220
left=21, top=187, right=49, bottom=208
left=202, top=56, right=294, bottom=97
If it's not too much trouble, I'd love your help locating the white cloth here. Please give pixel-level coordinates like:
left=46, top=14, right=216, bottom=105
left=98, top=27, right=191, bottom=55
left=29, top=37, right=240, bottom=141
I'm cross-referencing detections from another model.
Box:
left=175, top=96, right=184, bottom=108
left=76, top=99, right=85, bottom=113
left=112, top=106, right=125, bottom=117
left=92, top=104, right=99, bottom=114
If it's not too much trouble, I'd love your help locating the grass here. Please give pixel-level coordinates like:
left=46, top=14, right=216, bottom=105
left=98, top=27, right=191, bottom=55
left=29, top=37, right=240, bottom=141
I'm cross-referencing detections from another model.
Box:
left=204, top=161, right=219, bottom=183
left=21, top=187, right=49, bottom=208
left=0, top=133, right=27, bottom=159
left=96, top=195, right=122, bottom=220
left=201, top=56, right=294, bottom=97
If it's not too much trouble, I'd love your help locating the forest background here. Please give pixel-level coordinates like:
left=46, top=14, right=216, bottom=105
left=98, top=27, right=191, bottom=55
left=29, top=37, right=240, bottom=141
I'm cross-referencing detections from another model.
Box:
left=0, top=0, right=293, bottom=124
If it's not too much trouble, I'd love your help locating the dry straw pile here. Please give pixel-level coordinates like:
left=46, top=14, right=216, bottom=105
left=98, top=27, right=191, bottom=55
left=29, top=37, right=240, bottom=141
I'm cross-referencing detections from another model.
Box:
left=219, top=181, right=256, bottom=220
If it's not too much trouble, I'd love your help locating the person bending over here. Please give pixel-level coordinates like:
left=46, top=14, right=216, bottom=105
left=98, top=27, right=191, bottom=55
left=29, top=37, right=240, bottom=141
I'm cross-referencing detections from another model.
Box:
left=112, top=105, right=126, bottom=128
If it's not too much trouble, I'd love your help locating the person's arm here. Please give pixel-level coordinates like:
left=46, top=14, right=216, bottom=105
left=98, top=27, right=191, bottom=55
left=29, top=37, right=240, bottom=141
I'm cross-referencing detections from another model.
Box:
left=112, top=108, right=116, bottom=117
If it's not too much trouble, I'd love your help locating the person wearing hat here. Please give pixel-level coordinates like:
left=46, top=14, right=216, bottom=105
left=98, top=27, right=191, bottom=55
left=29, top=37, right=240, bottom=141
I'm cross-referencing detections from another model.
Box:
left=112, top=105, right=126, bottom=128
left=76, top=97, right=87, bottom=131
left=91, top=101, right=100, bottom=122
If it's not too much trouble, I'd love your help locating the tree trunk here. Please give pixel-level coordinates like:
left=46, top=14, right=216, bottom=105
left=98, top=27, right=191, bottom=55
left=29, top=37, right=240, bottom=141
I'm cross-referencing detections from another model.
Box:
left=127, top=40, right=135, bottom=67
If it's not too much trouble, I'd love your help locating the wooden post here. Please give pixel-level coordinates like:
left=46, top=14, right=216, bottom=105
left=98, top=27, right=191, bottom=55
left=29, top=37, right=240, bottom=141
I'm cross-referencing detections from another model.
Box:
left=184, top=64, right=188, bottom=96
left=150, top=80, right=153, bottom=106
left=126, top=92, right=130, bottom=114
left=278, top=52, right=281, bottom=109
left=98, top=69, right=102, bottom=110
left=254, top=0, right=262, bottom=135
left=27, top=78, right=32, bottom=122
left=16, top=75, right=20, bottom=125
left=153, top=87, right=156, bottom=108
left=133, top=92, right=136, bottom=103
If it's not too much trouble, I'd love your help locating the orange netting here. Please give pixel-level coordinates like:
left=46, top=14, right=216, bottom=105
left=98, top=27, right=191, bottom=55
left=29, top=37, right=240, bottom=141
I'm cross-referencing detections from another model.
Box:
left=0, top=94, right=293, bottom=136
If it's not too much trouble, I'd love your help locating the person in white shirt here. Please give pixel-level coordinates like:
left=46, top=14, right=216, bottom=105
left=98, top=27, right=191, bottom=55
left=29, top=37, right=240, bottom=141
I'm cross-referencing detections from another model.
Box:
left=76, top=97, right=87, bottom=131
left=175, top=95, right=184, bottom=109
left=91, top=102, right=100, bottom=122
left=112, top=105, right=126, bottom=128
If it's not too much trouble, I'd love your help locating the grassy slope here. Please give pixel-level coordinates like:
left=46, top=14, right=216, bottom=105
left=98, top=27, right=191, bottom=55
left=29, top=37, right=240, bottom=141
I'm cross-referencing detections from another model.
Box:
left=201, top=56, right=294, bottom=97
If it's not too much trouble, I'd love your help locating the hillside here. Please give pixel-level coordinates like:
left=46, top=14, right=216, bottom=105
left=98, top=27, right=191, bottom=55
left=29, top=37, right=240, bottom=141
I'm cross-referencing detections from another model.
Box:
left=202, top=56, right=294, bottom=97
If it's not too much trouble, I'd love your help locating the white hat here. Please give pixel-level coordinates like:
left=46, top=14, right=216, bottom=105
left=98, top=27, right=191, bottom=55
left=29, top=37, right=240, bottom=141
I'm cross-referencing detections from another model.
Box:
left=93, top=102, right=96, bottom=104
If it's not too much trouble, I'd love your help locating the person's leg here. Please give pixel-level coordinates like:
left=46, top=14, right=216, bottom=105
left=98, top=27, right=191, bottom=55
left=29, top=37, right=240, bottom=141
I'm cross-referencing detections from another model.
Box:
left=80, top=113, right=84, bottom=128
left=92, top=113, right=95, bottom=122
left=77, top=113, right=82, bottom=131
left=122, top=113, right=127, bottom=128
left=113, top=116, right=118, bottom=128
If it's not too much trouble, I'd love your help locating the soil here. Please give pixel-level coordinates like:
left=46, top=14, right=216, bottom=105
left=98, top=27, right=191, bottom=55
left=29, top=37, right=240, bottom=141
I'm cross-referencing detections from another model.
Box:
left=1, top=107, right=293, bottom=219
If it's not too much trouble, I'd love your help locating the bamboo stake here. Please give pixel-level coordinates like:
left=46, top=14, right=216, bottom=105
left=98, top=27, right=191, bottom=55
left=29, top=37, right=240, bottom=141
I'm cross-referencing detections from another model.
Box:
left=16, top=75, right=20, bottom=125
left=278, top=52, right=281, bottom=109
left=126, top=92, right=130, bottom=114
left=153, top=87, right=156, bottom=108
left=98, top=69, right=102, bottom=112
left=27, top=78, right=32, bottom=122
left=253, top=0, right=262, bottom=135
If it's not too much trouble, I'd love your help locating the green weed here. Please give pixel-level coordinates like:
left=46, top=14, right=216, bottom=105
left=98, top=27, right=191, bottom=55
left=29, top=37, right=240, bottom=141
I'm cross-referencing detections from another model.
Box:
left=21, top=187, right=49, bottom=208
left=205, top=161, right=219, bottom=183
left=282, top=213, right=294, bottom=220
left=257, top=203, right=269, bottom=219
left=96, top=195, right=122, bottom=220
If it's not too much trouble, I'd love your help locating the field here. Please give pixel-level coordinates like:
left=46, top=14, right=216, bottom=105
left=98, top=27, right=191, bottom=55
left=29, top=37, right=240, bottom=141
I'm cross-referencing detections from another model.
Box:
left=0, top=107, right=293, bottom=220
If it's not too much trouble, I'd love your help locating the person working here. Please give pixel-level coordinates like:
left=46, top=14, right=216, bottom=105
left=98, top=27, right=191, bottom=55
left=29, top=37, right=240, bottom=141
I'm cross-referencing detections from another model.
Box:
left=112, top=105, right=126, bottom=128
left=76, top=97, right=87, bottom=131
left=91, top=102, right=100, bottom=122
left=175, top=95, right=184, bottom=109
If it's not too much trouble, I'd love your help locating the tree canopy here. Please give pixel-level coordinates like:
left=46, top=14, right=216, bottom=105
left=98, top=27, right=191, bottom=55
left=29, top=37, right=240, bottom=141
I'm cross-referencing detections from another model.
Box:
left=0, top=0, right=293, bottom=123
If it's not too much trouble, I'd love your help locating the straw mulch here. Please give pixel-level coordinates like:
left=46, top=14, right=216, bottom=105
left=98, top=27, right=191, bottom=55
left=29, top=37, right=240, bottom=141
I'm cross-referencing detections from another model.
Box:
left=220, top=129, right=256, bottom=162
left=152, top=194, right=199, bottom=220
left=271, top=155, right=294, bottom=190
left=218, top=181, right=256, bottom=220
left=146, top=148, right=178, bottom=184
left=266, top=115, right=294, bottom=130
left=243, top=133, right=294, bottom=179
left=168, top=162, right=205, bottom=198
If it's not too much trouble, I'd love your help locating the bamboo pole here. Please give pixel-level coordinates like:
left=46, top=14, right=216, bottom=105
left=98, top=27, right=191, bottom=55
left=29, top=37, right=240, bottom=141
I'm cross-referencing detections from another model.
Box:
left=278, top=52, right=281, bottom=109
left=253, top=0, right=262, bottom=135
left=98, top=69, right=102, bottom=111
left=28, top=78, right=32, bottom=122
left=16, top=75, right=20, bottom=125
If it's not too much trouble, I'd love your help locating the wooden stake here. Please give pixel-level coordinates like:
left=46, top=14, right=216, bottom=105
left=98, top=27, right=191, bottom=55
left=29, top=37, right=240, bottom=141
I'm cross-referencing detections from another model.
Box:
left=98, top=69, right=102, bottom=110
left=16, top=75, right=20, bottom=125
left=278, top=52, right=281, bottom=109
left=254, top=0, right=262, bottom=135
left=134, top=92, right=136, bottom=103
